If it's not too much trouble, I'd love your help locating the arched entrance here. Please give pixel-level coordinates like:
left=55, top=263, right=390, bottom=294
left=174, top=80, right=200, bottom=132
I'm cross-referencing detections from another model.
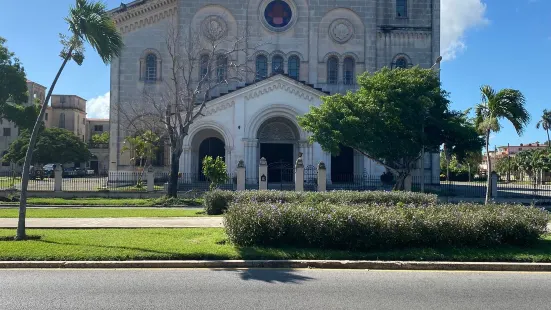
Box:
left=190, top=128, right=227, bottom=181
left=331, top=145, right=354, bottom=183
left=198, top=137, right=225, bottom=180
left=257, top=117, right=299, bottom=185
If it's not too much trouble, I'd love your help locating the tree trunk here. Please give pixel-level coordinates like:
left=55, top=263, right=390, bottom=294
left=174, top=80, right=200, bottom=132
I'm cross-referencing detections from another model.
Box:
left=167, top=153, right=180, bottom=198
left=484, top=129, right=491, bottom=205
left=392, top=171, right=408, bottom=191
left=547, top=129, right=550, bottom=148
left=16, top=47, right=73, bottom=240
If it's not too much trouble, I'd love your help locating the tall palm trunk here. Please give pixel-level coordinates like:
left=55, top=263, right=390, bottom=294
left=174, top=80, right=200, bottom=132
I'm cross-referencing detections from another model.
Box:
left=15, top=47, right=73, bottom=240
left=547, top=128, right=550, bottom=148
left=484, top=129, right=491, bottom=204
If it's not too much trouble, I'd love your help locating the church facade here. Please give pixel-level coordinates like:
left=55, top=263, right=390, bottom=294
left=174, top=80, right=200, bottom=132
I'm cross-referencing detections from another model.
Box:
left=108, top=0, right=441, bottom=184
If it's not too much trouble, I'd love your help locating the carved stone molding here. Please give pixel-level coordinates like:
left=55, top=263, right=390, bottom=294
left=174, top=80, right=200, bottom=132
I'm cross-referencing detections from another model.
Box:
left=329, top=19, right=354, bottom=44
left=377, top=31, right=431, bottom=40
left=201, top=15, right=228, bottom=41
left=195, top=100, right=235, bottom=120
left=112, top=0, right=177, bottom=34
left=258, top=122, right=296, bottom=141
left=245, top=82, right=315, bottom=101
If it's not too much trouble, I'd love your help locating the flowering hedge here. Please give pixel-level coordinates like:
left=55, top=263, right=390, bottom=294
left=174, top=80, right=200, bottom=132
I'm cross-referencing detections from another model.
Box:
left=224, top=202, right=549, bottom=250
left=204, top=190, right=437, bottom=215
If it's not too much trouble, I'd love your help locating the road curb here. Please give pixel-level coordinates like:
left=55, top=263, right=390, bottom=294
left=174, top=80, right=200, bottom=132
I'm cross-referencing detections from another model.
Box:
left=1, top=260, right=551, bottom=271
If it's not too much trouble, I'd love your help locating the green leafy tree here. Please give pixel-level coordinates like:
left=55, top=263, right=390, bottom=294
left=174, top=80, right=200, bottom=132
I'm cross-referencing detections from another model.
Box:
left=16, top=0, right=123, bottom=240
left=4, top=128, right=91, bottom=165
left=202, top=156, right=228, bottom=190
left=121, top=130, right=160, bottom=187
left=299, top=66, right=470, bottom=190
left=536, top=109, right=551, bottom=147
left=0, top=37, right=40, bottom=130
left=475, top=85, right=530, bottom=204
left=91, top=132, right=109, bottom=144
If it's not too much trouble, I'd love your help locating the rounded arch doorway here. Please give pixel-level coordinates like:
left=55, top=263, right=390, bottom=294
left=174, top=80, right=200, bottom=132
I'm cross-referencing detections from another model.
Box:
left=257, top=117, right=299, bottom=184
left=198, top=137, right=225, bottom=180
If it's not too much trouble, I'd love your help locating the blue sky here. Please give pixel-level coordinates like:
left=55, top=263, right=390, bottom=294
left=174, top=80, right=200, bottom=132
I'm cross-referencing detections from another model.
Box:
left=0, top=0, right=550, bottom=149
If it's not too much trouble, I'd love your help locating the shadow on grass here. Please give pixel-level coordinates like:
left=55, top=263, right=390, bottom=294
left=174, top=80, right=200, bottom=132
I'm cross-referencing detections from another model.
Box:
left=0, top=235, right=41, bottom=242
left=215, top=268, right=315, bottom=284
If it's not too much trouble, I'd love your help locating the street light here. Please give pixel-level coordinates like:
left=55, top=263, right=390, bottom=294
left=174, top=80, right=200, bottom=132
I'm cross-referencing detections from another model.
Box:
left=420, top=56, right=443, bottom=193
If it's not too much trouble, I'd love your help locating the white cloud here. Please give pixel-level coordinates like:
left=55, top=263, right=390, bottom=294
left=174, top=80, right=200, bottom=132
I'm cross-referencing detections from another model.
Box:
left=86, top=92, right=110, bottom=119
left=441, top=0, right=489, bottom=61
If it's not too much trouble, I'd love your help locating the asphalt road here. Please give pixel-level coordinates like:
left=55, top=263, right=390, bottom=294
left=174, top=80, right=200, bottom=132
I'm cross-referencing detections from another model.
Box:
left=1, top=269, right=551, bottom=309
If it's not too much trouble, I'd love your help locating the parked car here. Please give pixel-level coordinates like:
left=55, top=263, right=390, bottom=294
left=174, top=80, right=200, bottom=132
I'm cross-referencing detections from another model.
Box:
left=29, top=165, right=45, bottom=180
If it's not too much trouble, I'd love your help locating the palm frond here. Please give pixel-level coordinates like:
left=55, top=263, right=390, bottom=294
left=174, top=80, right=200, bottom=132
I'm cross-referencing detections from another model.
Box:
left=67, top=0, right=124, bottom=64
left=494, top=89, right=530, bottom=135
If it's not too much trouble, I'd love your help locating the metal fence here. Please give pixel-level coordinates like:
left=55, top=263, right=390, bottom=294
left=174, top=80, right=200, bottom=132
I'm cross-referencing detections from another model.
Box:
left=0, top=171, right=54, bottom=191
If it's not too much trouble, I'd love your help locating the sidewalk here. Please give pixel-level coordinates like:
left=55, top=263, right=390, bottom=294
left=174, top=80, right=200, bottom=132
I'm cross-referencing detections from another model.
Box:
left=0, top=217, right=223, bottom=228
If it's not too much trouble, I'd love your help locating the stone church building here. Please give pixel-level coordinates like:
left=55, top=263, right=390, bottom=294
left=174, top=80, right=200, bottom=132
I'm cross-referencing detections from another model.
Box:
left=108, top=0, right=441, bottom=185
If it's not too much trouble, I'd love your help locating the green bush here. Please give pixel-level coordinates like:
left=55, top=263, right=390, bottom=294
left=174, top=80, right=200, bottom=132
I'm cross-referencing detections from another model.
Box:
left=224, top=202, right=549, bottom=250
left=203, top=190, right=438, bottom=215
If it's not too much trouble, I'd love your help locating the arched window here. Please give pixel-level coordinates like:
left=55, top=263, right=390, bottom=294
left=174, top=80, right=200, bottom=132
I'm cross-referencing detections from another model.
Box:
left=396, top=0, right=407, bottom=17
left=343, top=57, right=355, bottom=85
left=288, top=55, right=300, bottom=80
left=216, top=55, right=228, bottom=83
left=327, top=56, right=339, bottom=84
left=59, top=113, right=66, bottom=129
left=145, top=54, right=157, bottom=82
left=256, top=55, right=268, bottom=81
left=395, top=57, right=408, bottom=69
left=272, top=55, right=284, bottom=75
left=199, top=55, right=209, bottom=80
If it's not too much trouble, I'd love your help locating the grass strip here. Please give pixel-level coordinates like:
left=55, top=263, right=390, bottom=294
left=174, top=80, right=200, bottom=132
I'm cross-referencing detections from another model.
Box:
left=22, top=197, right=203, bottom=207
left=0, top=208, right=209, bottom=218
left=0, top=229, right=550, bottom=262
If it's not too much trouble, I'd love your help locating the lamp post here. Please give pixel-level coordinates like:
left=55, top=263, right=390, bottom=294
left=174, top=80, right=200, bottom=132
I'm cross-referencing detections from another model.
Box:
left=420, top=56, right=443, bottom=193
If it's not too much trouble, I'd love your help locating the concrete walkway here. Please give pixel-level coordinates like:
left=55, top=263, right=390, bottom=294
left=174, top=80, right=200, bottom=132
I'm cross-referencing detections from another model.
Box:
left=0, top=217, right=223, bottom=228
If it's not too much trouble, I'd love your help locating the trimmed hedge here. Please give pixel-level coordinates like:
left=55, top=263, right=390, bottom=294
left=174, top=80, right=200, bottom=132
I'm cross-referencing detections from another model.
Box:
left=224, top=202, right=549, bottom=250
left=203, top=190, right=438, bottom=215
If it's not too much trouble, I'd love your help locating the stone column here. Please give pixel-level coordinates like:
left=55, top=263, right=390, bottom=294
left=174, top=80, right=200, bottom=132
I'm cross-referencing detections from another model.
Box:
left=259, top=157, right=268, bottom=190
left=317, top=161, right=327, bottom=192
left=54, top=164, right=62, bottom=192
left=324, top=152, right=332, bottom=184
left=244, top=139, right=258, bottom=181
left=295, top=156, right=304, bottom=192
left=147, top=167, right=154, bottom=192
left=236, top=160, right=246, bottom=191
left=491, top=171, right=498, bottom=198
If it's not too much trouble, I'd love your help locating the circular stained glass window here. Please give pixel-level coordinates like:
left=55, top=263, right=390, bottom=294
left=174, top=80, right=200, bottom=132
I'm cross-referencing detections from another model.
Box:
left=264, top=0, right=293, bottom=29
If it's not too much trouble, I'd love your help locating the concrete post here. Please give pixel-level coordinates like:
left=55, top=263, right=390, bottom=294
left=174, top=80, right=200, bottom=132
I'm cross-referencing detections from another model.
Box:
left=317, top=161, right=327, bottom=192
left=259, top=157, right=268, bottom=190
left=491, top=171, right=498, bottom=198
left=54, top=164, right=62, bottom=192
left=404, top=175, right=412, bottom=192
left=295, top=156, right=304, bottom=192
left=147, top=168, right=154, bottom=192
left=236, top=160, right=246, bottom=191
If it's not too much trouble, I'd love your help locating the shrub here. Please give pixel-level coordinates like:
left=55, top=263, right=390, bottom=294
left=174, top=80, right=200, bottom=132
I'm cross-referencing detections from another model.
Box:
left=203, top=190, right=438, bottom=215
left=202, top=156, right=228, bottom=190
left=224, top=202, right=549, bottom=250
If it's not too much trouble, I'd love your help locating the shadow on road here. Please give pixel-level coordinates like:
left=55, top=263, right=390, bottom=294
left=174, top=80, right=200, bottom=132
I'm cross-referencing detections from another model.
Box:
left=216, top=268, right=315, bottom=284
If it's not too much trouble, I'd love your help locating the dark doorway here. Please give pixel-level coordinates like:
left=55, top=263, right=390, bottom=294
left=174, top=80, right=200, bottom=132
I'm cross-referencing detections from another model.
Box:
left=331, top=145, right=354, bottom=183
left=198, top=137, right=225, bottom=180
left=90, top=161, right=99, bottom=174
left=261, top=143, right=294, bottom=183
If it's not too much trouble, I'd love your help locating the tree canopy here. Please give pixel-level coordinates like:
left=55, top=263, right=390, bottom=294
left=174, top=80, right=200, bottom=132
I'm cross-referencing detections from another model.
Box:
left=0, top=36, right=40, bottom=130
left=298, top=66, right=480, bottom=189
left=3, top=128, right=91, bottom=165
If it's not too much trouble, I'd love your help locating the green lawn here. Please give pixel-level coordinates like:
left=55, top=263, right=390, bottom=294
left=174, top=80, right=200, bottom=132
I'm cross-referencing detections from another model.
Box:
left=21, top=197, right=203, bottom=207
left=0, top=208, right=209, bottom=218
left=0, top=229, right=551, bottom=262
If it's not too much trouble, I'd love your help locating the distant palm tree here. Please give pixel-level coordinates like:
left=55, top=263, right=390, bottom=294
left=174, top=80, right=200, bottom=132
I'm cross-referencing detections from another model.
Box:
left=16, top=0, right=123, bottom=240
left=536, top=109, right=551, bottom=147
left=475, top=85, right=530, bottom=204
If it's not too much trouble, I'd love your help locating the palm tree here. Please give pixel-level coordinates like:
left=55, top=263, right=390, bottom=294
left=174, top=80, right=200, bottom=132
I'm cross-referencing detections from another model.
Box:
left=536, top=109, right=551, bottom=147
left=475, top=85, right=530, bottom=204
left=15, top=0, right=123, bottom=240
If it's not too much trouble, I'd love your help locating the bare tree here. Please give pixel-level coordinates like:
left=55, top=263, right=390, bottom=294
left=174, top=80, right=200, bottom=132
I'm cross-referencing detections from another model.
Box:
left=120, top=17, right=260, bottom=197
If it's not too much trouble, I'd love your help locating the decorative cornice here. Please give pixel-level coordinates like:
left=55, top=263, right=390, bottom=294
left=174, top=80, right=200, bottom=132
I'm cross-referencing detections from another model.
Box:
left=111, top=0, right=177, bottom=34
left=244, top=82, right=315, bottom=102
left=377, top=31, right=431, bottom=40
left=195, top=100, right=236, bottom=120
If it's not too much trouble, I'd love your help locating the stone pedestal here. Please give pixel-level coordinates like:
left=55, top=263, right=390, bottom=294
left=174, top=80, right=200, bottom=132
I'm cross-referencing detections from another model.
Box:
left=54, top=165, right=62, bottom=192
left=259, top=157, right=268, bottom=190
left=147, top=169, right=154, bottom=192
left=236, top=160, right=246, bottom=191
left=491, top=172, right=498, bottom=198
left=295, top=156, right=304, bottom=192
left=317, top=161, right=327, bottom=192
